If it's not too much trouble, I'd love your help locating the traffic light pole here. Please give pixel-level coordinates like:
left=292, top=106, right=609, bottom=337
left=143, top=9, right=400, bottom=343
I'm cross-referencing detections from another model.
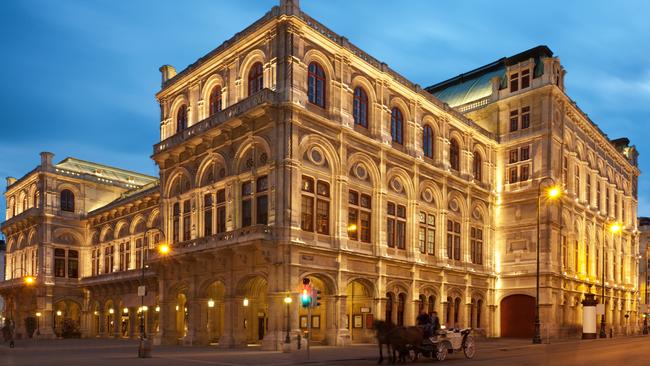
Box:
left=307, top=306, right=311, bottom=361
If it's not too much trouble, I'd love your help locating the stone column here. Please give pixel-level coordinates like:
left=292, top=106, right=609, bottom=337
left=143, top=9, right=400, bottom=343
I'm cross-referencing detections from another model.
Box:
left=113, top=310, right=121, bottom=338
left=217, top=297, right=233, bottom=348
left=186, top=297, right=209, bottom=345
left=129, top=308, right=138, bottom=339
left=262, top=292, right=284, bottom=351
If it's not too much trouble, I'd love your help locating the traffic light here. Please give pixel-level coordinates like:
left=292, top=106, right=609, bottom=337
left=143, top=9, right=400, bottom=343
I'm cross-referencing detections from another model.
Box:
left=301, top=277, right=312, bottom=308
left=312, top=287, right=322, bottom=308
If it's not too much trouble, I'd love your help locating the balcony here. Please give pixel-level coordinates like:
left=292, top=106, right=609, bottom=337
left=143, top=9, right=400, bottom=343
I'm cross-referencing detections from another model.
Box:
left=80, top=268, right=155, bottom=286
left=154, top=88, right=278, bottom=155
left=154, top=225, right=275, bottom=257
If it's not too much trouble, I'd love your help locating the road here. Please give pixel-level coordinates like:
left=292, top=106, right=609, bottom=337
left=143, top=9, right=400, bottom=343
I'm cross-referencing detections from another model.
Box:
left=1, top=336, right=649, bottom=366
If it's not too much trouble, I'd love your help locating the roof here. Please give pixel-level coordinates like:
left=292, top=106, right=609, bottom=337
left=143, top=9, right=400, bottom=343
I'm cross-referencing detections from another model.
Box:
left=426, top=46, right=553, bottom=108
left=55, top=158, right=157, bottom=187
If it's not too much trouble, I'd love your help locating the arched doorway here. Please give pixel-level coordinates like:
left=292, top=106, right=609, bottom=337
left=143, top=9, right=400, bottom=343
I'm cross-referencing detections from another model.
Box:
left=54, top=299, right=81, bottom=338
left=297, top=276, right=329, bottom=343
left=346, top=279, right=375, bottom=343
left=238, top=276, right=268, bottom=345
left=500, top=294, right=535, bottom=338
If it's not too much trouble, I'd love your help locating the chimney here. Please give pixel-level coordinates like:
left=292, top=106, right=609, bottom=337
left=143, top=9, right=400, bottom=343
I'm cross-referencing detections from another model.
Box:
left=159, top=65, right=177, bottom=86
left=280, top=0, right=300, bottom=15
left=6, top=177, right=16, bottom=187
left=40, top=151, right=54, bottom=169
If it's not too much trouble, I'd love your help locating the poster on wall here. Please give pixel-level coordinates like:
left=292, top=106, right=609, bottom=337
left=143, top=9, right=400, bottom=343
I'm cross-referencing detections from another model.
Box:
left=353, top=314, right=363, bottom=328
left=312, top=315, right=320, bottom=329
left=300, top=315, right=308, bottom=328
left=365, top=314, right=374, bottom=329
left=344, top=314, right=349, bottom=329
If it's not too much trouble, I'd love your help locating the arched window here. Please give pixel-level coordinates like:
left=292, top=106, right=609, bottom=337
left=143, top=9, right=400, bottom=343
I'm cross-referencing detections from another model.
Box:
left=208, top=86, right=222, bottom=116
left=60, top=189, right=75, bottom=212
left=449, top=139, right=460, bottom=171
left=473, top=152, right=482, bottom=181
left=427, top=295, right=436, bottom=314
left=385, top=292, right=394, bottom=322
left=423, top=125, right=434, bottom=158
left=248, top=62, right=264, bottom=96
left=390, top=107, right=404, bottom=144
left=353, top=87, right=368, bottom=127
left=176, top=105, right=187, bottom=133
left=397, top=293, right=406, bottom=326
left=307, top=62, right=326, bottom=107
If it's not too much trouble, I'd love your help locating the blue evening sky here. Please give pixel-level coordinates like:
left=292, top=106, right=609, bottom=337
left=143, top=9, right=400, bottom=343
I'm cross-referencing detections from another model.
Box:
left=1, top=0, right=649, bottom=218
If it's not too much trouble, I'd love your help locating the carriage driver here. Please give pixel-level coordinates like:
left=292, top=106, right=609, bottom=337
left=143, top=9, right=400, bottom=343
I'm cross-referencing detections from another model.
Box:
left=416, top=309, right=433, bottom=338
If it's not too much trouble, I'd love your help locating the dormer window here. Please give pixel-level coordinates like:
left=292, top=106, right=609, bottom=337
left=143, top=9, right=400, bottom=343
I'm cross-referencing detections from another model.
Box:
left=521, top=69, right=530, bottom=89
left=510, top=73, right=519, bottom=92
left=510, top=68, right=531, bottom=93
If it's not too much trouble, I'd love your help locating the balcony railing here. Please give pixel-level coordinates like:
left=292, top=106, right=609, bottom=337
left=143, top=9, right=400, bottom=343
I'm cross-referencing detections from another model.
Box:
left=154, top=89, right=278, bottom=154
left=153, top=225, right=274, bottom=257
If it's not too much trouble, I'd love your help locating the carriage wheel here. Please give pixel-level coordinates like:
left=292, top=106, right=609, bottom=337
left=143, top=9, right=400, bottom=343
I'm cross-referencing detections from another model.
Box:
left=435, top=343, right=447, bottom=361
left=463, top=335, right=476, bottom=359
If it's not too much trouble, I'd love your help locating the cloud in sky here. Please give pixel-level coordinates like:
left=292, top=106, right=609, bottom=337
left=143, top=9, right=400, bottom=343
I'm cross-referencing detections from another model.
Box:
left=1, top=0, right=649, bottom=218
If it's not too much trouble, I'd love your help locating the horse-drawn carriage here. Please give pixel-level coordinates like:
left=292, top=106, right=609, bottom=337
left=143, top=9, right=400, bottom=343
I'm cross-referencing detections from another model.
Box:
left=374, top=320, right=475, bottom=363
left=412, top=328, right=475, bottom=361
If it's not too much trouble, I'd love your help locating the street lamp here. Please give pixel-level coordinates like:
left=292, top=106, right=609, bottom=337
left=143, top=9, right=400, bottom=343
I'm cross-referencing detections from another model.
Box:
left=284, top=295, right=292, bottom=344
left=599, top=222, right=621, bottom=338
left=138, top=228, right=168, bottom=358
left=533, top=178, right=562, bottom=344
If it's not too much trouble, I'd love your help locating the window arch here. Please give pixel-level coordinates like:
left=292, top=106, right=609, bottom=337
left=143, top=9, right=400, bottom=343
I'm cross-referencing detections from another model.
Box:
left=423, top=125, right=434, bottom=158
left=176, top=105, right=187, bottom=133
left=385, top=292, right=394, bottom=322
left=60, top=189, right=75, bottom=212
left=307, top=62, right=326, bottom=108
left=473, top=151, right=482, bottom=181
left=208, top=86, right=222, bottom=116
left=390, top=107, right=404, bottom=144
left=449, top=139, right=460, bottom=171
left=353, top=87, right=368, bottom=127
left=248, top=62, right=264, bottom=96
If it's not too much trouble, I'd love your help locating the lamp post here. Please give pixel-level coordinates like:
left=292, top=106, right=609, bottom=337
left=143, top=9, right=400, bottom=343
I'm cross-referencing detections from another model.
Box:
left=533, top=178, right=561, bottom=344
left=599, top=222, right=621, bottom=338
left=35, top=312, right=41, bottom=336
left=138, top=228, right=168, bottom=358
left=284, top=295, right=292, bottom=345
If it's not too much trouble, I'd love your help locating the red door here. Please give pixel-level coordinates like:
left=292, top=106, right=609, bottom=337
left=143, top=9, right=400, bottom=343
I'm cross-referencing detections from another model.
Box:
left=500, top=295, right=535, bottom=338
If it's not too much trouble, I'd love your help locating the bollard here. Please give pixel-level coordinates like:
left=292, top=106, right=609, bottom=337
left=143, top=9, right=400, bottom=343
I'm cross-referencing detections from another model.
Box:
left=609, top=328, right=613, bottom=338
left=297, top=333, right=301, bottom=350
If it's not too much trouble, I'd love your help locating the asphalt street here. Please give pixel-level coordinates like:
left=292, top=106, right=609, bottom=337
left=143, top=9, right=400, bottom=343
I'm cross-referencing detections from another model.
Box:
left=1, top=336, right=648, bottom=366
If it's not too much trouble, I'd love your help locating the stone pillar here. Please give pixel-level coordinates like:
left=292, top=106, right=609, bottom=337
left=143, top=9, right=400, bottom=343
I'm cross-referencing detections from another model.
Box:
left=156, top=299, right=176, bottom=345
left=324, top=295, right=350, bottom=346
left=219, top=297, right=237, bottom=348
left=129, top=308, right=138, bottom=339
left=113, top=310, right=120, bottom=338
left=262, top=293, right=284, bottom=351
left=186, top=297, right=209, bottom=345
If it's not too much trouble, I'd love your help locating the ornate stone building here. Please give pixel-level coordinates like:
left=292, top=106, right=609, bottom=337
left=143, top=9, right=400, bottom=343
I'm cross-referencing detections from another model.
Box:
left=1, top=0, right=640, bottom=348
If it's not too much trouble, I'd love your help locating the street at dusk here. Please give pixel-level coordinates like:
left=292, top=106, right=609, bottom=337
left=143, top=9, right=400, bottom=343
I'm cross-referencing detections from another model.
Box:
left=1, top=0, right=650, bottom=365
left=2, top=336, right=650, bottom=366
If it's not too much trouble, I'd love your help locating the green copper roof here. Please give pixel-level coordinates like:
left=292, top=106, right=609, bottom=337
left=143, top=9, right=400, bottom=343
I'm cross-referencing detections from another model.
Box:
left=55, top=158, right=157, bottom=187
left=430, top=68, right=504, bottom=108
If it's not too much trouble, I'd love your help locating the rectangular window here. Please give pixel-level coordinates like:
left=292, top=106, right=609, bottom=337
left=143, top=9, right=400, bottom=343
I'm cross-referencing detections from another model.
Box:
left=521, top=106, right=530, bottom=129
left=563, top=157, right=568, bottom=184
left=521, top=69, right=530, bottom=89
left=510, top=72, right=519, bottom=92
left=216, top=189, right=226, bottom=233
left=509, top=150, right=518, bottom=164
left=135, top=238, right=143, bottom=270
left=54, top=248, right=66, bottom=278
left=68, top=250, right=78, bottom=278
left=562, top=235, right=567, bottom=268
left=172, top=202, right=180, bottom=244
left=204, top=193, right=213, bottom=237
left=509, top=167, right=518, bottom=183
left=256, top=176, right=269, bottom=225
left=470, top=227, right=483, bottom=264
left=396, top=204, right=406, bottom=249
left=316, top=197, right=329, bottom=234
left=119, top=243, right=126, bottom=271
left=182, top=200, right=191, bottom=241
left=446, top=220, right=461, bottom=260
left=242, top=181, right=252, bottom=227
left=301, top=195, right=314, bottom=232
left=520, top=165, right=530, bottom=181
left=509, top=110, right=519, bottom=132
left=586, top=175, right=592, bottom=205
left=419, top=212, right=436, bottom=255
left=575, top=166, right=580, bottom=199
left=520, top=146, right=530, bottom=161
left=104, top=246, right=113, bottom=274
left=387, top=202, right=395, bottom=248
left=91, top=249, right=98, bottom=276
left=348, top=190, right=371, bottom=243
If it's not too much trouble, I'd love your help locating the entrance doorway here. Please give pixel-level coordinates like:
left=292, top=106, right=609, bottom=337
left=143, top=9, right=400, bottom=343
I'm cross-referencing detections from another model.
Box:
left=500, top=294, right=535, bottom=338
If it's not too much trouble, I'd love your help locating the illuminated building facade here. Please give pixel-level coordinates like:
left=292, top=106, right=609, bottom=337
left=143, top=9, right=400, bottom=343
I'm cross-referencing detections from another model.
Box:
left=0, top=0, right=640, bottom=347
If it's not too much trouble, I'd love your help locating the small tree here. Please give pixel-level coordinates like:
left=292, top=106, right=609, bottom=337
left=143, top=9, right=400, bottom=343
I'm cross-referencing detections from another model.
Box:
left=24, top=317, right=37, bottom=338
